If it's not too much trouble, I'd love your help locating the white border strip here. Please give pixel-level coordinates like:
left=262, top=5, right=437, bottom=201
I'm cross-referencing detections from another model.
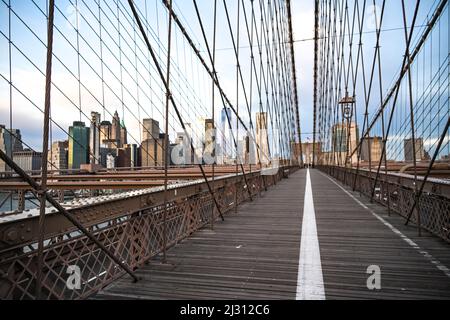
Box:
left=319, top=170, right=450, bottom=279
left=296, top=169, right=326, bottom=300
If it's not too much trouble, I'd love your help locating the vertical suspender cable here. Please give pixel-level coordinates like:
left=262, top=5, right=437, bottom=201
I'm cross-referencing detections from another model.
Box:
left=162, top=0, right=174, bottom=263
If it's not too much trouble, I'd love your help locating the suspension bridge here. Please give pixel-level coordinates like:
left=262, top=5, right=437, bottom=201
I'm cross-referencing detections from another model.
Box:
left=0, top=0, right=449, bottom=300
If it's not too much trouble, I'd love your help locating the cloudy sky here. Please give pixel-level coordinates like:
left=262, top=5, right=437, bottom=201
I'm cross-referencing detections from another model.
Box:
left=0, top=0, right=446, bottom=158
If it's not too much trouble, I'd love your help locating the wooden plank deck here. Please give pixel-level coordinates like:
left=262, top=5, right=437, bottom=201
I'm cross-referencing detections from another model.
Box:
left=311, top=169, right=450, bottom=300
left=95, top=169, right=450, bottom=300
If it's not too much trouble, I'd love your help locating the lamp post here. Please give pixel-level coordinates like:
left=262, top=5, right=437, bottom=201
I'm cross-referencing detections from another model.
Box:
left=339, top=93, right=355, bottom=121
left=339, top=93, right=355, bottom=167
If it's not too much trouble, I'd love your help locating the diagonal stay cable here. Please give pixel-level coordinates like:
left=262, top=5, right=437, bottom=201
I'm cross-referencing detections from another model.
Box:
left=161, top=0, right=275, bottom=165
left=405, top=116, right=450, bottom=225
left=127, top=0, right=225, bottom=221
left=347, top=0, right=448, bottom=161
left=191, top=0, right=253, bottom=201
left=0, top=149, right=139, bottom=284
left=369, top=0, right=421, bottom=201
left=36, top=0, right=55, bottom=298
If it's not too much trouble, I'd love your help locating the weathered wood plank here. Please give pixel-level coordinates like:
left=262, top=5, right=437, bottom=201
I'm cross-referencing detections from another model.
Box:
left=94, top=169, right=450, bottom=300
left=310, top=169, right=450, bottom=300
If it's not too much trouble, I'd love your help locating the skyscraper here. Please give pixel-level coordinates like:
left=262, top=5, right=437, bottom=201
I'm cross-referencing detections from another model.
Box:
left=156, top=133, right=167, bottom=167
left=141, top=118, right=160, bottom=167
left=237, top=135, right=250, bottom=165
left=256, top=112, right=269, bottom=165
left=331, top=122, right=359, bottom=164
left=220, top=107, right=233, bottom=161
left=90, top=112, right=101, bottom=165
left=404, top=138, right=425, bottom=162
left=48, top=140, right=68, bottom=172
left=13, top=150, right=42, bottom=171
left=141, top=139, right=157, bottom=167
left=142, top=118, right=160, bottom=141
left=99, top=120, right=112, bottom=147
left=173, top=132, right=193, bottom=165
left=121, top=144, right=138, bottom=168
left=68, top=121, right=90, bottom=169
left=332, top=124, right=347, bottom=153
left=111, top=111, right=121, bottom=147
left=0, top=125, right=23, bottom=171
left=361, top=137, right=384, bottom=163
left=204, top=119, right=215, bottom=164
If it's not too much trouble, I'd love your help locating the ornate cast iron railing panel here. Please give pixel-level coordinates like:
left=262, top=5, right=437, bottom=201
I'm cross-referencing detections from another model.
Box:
left=0, top=167, right=295, bottom=300
left=319, top=166, right=450, bottom=243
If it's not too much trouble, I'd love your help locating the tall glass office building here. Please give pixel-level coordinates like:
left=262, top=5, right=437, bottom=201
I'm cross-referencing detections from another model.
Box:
left=68, top=121, right=90, bottom=169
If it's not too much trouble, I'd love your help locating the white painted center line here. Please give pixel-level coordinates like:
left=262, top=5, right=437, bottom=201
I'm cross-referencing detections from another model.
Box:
left=296, top=168, right=326, bottom=300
